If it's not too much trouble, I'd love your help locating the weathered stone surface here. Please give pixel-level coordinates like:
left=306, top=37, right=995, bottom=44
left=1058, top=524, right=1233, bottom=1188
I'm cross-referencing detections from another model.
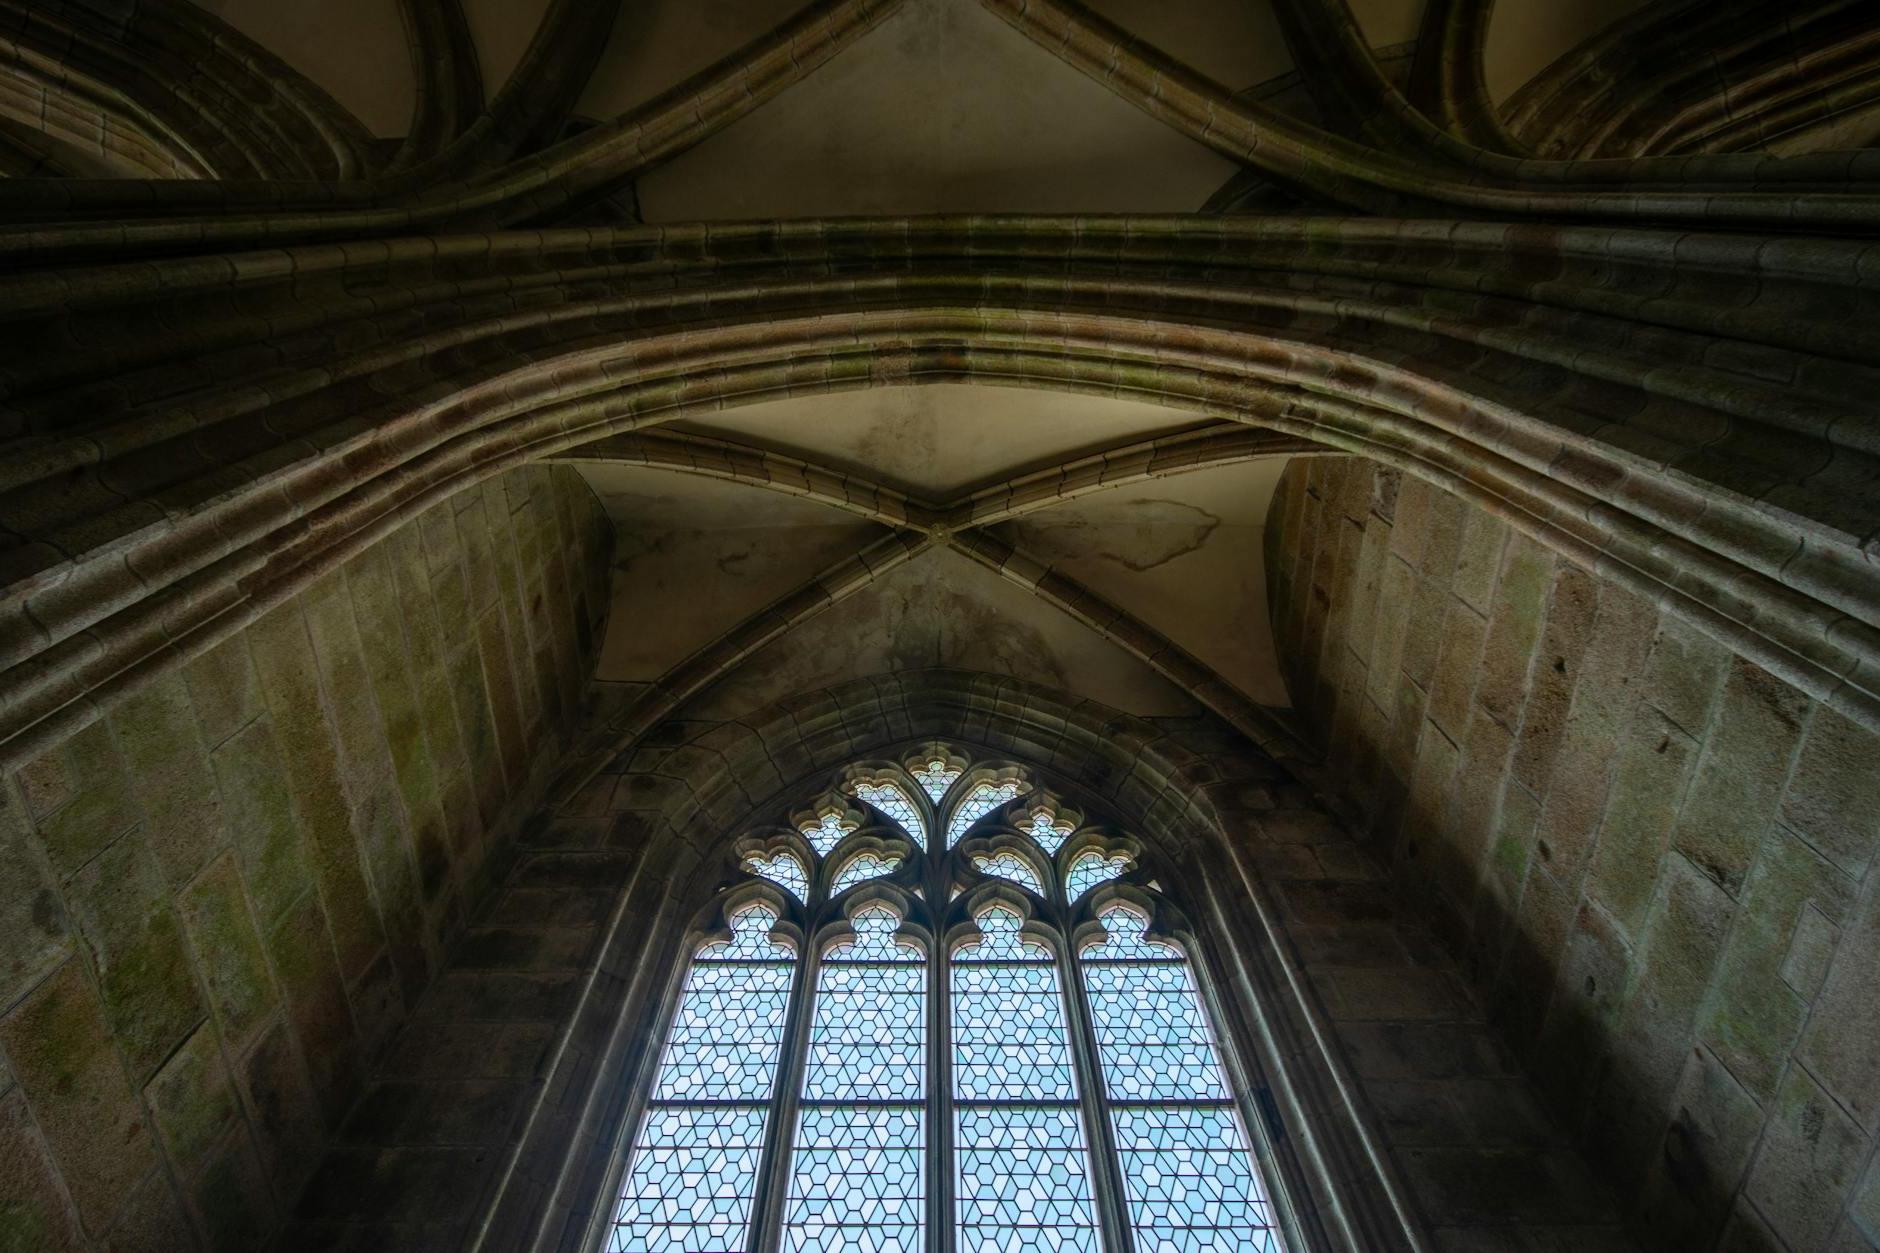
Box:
left=1745, top=1066, right=1870, bottom=1250
left=0, top=785, right=69, bottom=1011
left=30, top=722, right=138, bottom=877
left=183, top=634, right=263, bottom=750
left=0, top=960, right=155, bottom=1230
left=1780, top=706, right=1880, bottom=881
left=63, top=834, right=203, bottom=1083
left=178, top=853, right=278, bottom=1051
left=145, top=1023, right=239, bottom=1172
left=1803, top=876, right=1880, bottom=1130
left=210, top=720, right=315, bottom=931
left=1670, top=659, right=1809, bottom=899
left=0, top=1088, right=84, bottom=1251
left=110, top=672, right=226, bottom=888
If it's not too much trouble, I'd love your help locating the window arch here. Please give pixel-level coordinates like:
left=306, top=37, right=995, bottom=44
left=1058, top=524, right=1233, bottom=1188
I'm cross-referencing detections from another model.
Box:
left=604, top=747, right=1295, bottom=1253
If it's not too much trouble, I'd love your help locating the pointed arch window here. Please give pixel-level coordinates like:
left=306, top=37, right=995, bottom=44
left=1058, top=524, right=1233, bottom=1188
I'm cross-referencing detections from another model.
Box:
left=603, top=748, right=1295, bottom=1253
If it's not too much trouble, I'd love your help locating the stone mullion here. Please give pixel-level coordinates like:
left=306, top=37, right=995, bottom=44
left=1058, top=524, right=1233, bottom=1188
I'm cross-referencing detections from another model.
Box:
left=747, top=924, right=820, bottom=1253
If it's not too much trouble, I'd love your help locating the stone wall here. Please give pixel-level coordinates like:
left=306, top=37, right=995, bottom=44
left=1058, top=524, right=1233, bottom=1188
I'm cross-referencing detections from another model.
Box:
left=0, top=467, right=611, bottom=1251
left=279, top=671, right=1637, bottom=1252
left=1265, top=456, right=1880, bottom=1251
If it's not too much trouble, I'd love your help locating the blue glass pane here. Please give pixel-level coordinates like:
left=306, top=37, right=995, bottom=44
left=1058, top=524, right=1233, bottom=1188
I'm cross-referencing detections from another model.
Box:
left=951, top=963, right=1077, bottom=1101
left=1110, top=1106, right=1283, bottom=1252
left=1079, top=904, right=1183, bottom=961
left=955, top=1106, right=1100, bottom=1253
left=831, top=850, right=902, bottom=895
left=783, top=1106, right=925, bottom=1253
left=946, top=780, right=1022, bottom=847
left=1065, top=850, right=1129, bottom=902
left=653, top=960, right=794, bottom=1101
left=697, top=904, right=796, bottom=962
left=610, top=1105, right=768, bottom=1252
left=971, top=850, right=1044, bottom=896
left=802, top=811, right=859, bottom=857
left=911, top=757, right=962, bottom=803
left=1022, top=812, right=1073, bottom=856
left=1082, top=961, right=1227, bottom=1101
left=853, top=780, right=927, bottom=850
left=803, top=963, right=926, bottom=1101
left=745, top=850, right=809, bottom=901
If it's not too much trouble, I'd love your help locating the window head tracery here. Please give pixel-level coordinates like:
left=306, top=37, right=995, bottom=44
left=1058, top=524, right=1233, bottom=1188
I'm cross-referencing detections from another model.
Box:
left=605, top=745, right=1293, bottom=1253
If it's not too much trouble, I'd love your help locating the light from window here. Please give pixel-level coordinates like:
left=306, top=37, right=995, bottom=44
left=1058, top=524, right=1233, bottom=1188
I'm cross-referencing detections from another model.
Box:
left=606, top=750, right=1290, bottom=1253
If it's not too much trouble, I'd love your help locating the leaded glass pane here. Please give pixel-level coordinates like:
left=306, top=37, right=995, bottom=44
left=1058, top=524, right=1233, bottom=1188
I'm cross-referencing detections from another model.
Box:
left=831, top=850, right=902, bottom=894
left=802, top=962, right=926, bottom=1100
left=970, top=850, right=1044, bottom=896
left=911, top=758, right=962, bottom=803
left=946, top=780, right=1022, bottom=847
left=1079, top=903, right=1183, bottom=961
left=1082, top=961, right=1227, bottom=1101
left=853, top=780, right=927, bottom=850
left=652, top=960, right=794, bottom=1101
left=1065, top=849, right=1130, bottom=902
left=951, top=964, right=1075, bottom=1100
left=955, top=1107, right=1100, bottom=1253
left=745, top=850, right=809, bottom=901
left=1022, top=812, right=1074, bottom=855
left=802, top=811, right=859, bottom=857
left=611, top=1106, right=769, bottom=1252
left=1110, top=1106, right=1282, bottom=1252
left=783, top=1106, right=925, bottom=1253
left=695, top=903, right=796, bottom=962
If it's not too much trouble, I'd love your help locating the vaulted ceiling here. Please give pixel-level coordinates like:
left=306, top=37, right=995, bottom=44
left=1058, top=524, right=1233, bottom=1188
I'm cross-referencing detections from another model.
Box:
left=159, top=0, right=1652, bottom=724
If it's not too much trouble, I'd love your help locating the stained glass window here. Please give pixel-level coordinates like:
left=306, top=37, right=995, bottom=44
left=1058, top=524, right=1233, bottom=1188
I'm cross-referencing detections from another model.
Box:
left=911, top=757, right=962, bottom=803
left=970, top=850, right=1045, bottom=896
left=745, top=850, right=810, bottom=901
left=1081, top=904, right=1285, bottom=1251
left=853, top=780, right=928, bottom=850
left=609, top=905, right=794, bottom=1252
left=832, top=850, right=903, bottom=894
left=946, top=779, right=1022, bottom=847
left=1065, top=849, right=1130, bottom=902
left=611, top=752, right=1292, bottom=1253
left=785, top=905, right=926, bottom=1252
left=1022, top=811, right=1074, bottom=856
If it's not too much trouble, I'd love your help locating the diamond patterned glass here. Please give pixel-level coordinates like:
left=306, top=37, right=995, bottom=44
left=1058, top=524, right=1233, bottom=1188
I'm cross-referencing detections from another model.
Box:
left=946, top=780, right=1022, bottom=847
left=970, top=850, right=1044, bottom=896
left=832, top=850, right=902, bottom=894
left=611, top=906, right=795, bottom=1252
left=956, top=1106, right=1100, bottom=1253
left=1022, top=811, right=1074, bottom=855
left=783, top=1106, right=926, bottom=1253
left=786, top=904, right=927, bottom=1253
left=911, top=758, right=962, bottom=803
left=1111, top=1107, right=1281, bottom=1252
left=745, top=849, right=809, bottom=901
left=853, top=780, right=927, bottom=850
left=802, top=811, right=859, bottom=857
left=1081, top=904, right=1286, bottom=1252
left=1065, top=849, right=1130, bottom=902
left=617, top=768, right=1293, bottom=1253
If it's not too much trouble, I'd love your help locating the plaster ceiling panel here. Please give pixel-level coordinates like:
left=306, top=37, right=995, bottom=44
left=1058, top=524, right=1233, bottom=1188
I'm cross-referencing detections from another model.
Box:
left=1006, top=458, right=1293, bottom=707
left=683, top=545, right=1203, bottom=719
left=577, top=466, right=883, bottom=683
left=636, top=0, right=1241, bottom=219
left=461, top=0, right=555, bottom=98
left=191, top=0, right=411, bottom=136
left=1080, top=0, right=1292, bottom=92
left=1486, top=0, right=1653, bottom=102
left=1348, top=0, right=1427, bottom=52
left=671, top=386, right=1214, bottom=499
left=577, top=0, right=809, bottom=120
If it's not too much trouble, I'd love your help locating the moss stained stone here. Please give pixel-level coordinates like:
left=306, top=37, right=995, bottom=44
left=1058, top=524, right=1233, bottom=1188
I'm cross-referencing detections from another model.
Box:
left=0, top=784, right=70, bottom=1011
left=178, top=853, right=277, bottom=1050
left=144, top=1023, right=239, bottom=1172
left=63, top=834, right=203, bottom=1083
left=0, top=960, right=155, bottom=1230
left=0, top=1088, right=83, bottom=1252
left=210, top=720, right=313, bottom=931
left=31, top=721, right=139, bottom=877
left=109, top=672, right=227, bottom=890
